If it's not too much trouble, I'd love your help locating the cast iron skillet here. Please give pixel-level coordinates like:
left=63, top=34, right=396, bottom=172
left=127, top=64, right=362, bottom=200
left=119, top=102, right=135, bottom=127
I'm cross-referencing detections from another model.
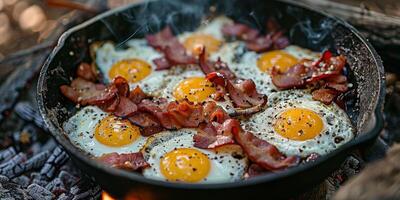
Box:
left=37, top=0, right=385, bottom=199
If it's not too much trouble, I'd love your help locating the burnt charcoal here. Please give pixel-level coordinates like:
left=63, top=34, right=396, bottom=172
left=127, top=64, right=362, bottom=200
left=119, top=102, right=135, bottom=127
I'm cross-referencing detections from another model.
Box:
left=30, top=142, right=42, bottom=156
left=0, top=147, right=17, bottom=163
left=30, top=172, right=48, bottom=187
left=0, top=50, right=49, bottom=123
left=27, top=183, right=54, bottom=200
left=59, top=160, right=81, bottom=176
left=31, top=178, right=48, bottom=187
left=70, top=178, right=101, bottom=198
left=46, top=178, right=66, bottom=195
left=70, top=184, right=82, bottom=195
left=58, top=170, right=78, bottom=189
left=0, top=3, right=104, bottom=198
left=71, top=190, right=91, bottom=200
left=0, top=152, right=27, bottom=177
left=1, top=151, right=50, bottom=178
left=0, top=175, right=9, bottom=183
left=71, top=185, right=101, bottom=200
left=15, top=102, right=48, bottom=132
left=12, top=175, right=30, bottom=188
left=40, top=147, right=69, bottom=180
left=58, top=193, right=73, bottom=200
left=30, top=172, right=41, bottom=180
left=0, top=152, right=26, bottom=167
left=0, top=181, right=31, bottom=200
left=91, top=185, right=102, bottom=199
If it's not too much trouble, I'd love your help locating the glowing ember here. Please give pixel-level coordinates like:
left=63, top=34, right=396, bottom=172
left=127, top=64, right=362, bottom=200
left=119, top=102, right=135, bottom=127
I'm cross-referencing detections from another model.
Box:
left=102, top=191, right=117, bottom=200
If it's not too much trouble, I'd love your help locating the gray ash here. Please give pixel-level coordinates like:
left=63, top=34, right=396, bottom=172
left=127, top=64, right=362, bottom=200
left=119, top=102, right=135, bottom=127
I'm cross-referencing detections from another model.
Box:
left=0, top=1, right=399, bottom=199
left=0, top=63, right=100, bottom=199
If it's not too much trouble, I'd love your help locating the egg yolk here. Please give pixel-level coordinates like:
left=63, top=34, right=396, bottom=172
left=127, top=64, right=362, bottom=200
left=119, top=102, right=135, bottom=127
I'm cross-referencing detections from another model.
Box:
left=160, top=148, right=210, bottom=183
left=94, top=115, right=140, bottom=147
left=257, top=50, right=298, bottom=73
left=173, top=77, right=216, bottom=103
left=274, top=108, right=323, bottom=141
left=109, top=58, right=152, bottom=83
left=183, top=34, right=222, bottom=56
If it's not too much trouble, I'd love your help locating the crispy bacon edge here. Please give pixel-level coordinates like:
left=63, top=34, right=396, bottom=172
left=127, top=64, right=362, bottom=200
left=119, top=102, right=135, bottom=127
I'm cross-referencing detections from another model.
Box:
left=76, top=62, right=98, bottom=82
left=222, top=19, right=290, bottom=52
left=233, top=127, right=300, bottom=170
left=60, top=73, right=144, bottom=118
left=97, top=152, right=149, bottom=171
left=199, top=48, right=267, bottom=114
left=271, top=51, right=350, bottom=105
left=146, top=26, right=196, bottom=70
left=193, top=102, right=235, bottom=149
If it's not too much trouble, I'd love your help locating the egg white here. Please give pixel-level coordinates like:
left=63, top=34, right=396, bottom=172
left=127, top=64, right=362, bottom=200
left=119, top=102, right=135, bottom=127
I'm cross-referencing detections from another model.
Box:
left=241, top=90, right=354, bottom=157
left=159, top=66, right=236, bottom=114
left=283, top=45, right=320, bottom=61
left=95, top=40, right=168, bottom=96
left=211, top=43, right=321, bottom=96
left=63, top=106, right=147, bottom=157
left=178, top=16, right=233, bottom=43
left=142, top=129, right=248, bottom=183
left=211, top=41, right=276, bottom=96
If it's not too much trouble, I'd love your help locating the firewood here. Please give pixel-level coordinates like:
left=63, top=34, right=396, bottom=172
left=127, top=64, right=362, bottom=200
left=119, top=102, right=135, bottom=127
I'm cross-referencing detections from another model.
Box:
left=333, top=143, right=400, bottom=200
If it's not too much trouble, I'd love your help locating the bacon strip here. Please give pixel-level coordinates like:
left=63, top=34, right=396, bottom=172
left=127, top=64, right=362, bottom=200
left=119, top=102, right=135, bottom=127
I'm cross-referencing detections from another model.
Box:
left=76, top=62, right=97, bottom=82
left=60, top=75, right=144, bottom=117
left=128, top=112, right=163, bottom=136
left=132, top=99, right=238, bottom=148
left=167, top=100, right=204, bottom=128
left=193, top=119, right=238, bottom=149
left=60, top=78, right=117, bottom=106
left=100, top=95, right=120, bottom=112
left=146, top=26, right=196, bottom=70
left=203, top=101, right=230, bottom=123
left=271, top=64, right=307, bottom=90
left=233, top=128, right=300, bottom=170
left=193, top=102, right=235, bottom=149
left=97, top=152, right=149, bottom=171
left=146, top=26, right=175, bottom=50
left=271, top=51, right=350, bottom=104
left=200, top=49, right=267, bottom=113
left=60, top=62, right=104, bottom=105
left=152, top=57, right=171, bottom=71
left=199, top=48, right=236, bottom=79
left=246, top=163, right=269, bottom=178
left=129, top=86, right=148, bottom=104
left=137, top=99, right=204, bottom=130
left=222, top=23, right=260, bottom=42
left=113, top=76, right=130, bottom=97
left=113, top=96, right=137, bottom=117
left=311, top=88, right=338, bottom=105
left=222, top=20, right=289, bottom=52
left=245, top=35, right=273, bottom=52
left=226, top=79, right=266, bottom=109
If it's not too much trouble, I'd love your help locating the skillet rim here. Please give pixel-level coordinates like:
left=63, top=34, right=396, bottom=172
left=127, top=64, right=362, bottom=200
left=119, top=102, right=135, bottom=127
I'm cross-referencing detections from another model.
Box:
left=37, top=0, right=385, bottom=190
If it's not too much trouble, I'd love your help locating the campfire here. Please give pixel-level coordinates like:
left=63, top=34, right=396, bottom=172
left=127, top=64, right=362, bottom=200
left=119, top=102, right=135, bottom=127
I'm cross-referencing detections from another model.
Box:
left=0, top=0, right=399, bottom=199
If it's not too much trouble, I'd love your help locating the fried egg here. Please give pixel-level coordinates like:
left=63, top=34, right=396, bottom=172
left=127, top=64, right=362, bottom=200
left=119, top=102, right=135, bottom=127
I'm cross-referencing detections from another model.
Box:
left=211, top=42, right=320, bottom=96
left=63, top=106, right=147, bottom=156
left=94, top=40, right=168, bottom=96
left=142, top=129, right=248, bottom=183
left=241, top=90, right=354, bottom=157
left=160, top=66, right=236, bottom=114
